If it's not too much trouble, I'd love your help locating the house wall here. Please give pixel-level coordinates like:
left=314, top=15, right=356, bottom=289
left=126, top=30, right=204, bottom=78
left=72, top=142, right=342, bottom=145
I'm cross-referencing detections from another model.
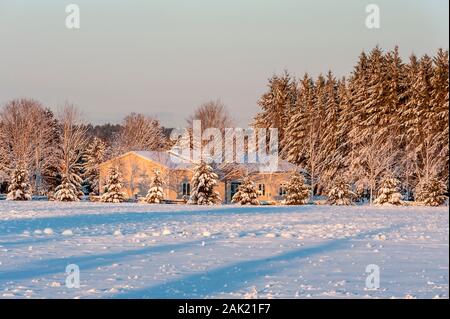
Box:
left=99, top=152, right=291, bottom=203
left=224, top=172, right=291, bottom=203
left=167, top=169, right=193, bottom=200
left=168, top=170, right=226, bottom=201
left=99, top=153, right=169, bottom=199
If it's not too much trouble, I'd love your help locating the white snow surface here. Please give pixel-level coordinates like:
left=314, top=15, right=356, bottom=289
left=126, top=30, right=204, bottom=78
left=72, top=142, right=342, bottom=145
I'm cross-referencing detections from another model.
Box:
left=0, top=201, right=448, bottom=299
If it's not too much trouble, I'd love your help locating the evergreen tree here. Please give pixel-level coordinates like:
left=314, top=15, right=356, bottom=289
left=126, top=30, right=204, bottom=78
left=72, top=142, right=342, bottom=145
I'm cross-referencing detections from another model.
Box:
left=409, top=55, right=435, bottom=178
left=232, top=176, right=260, bottom=205
left=285, top=74, right=315, bottom=167
left=384, top=46, right=406, bottom=140
left=100, top=166, right=127, bottom=203
left=188, top=162, right=221, bottom=205
left=327, top=179, right=356, bottom=205
left=347, top=51, right=370, bottom=144
left=335, top=77, right=353, bottom=176
left=42, top=108, right=62, bottom=192
left=317, top=71, right=341, bottom=191
left=144, top=169, right=164, bottom=204
left=254, top=45, right=448, bottom=203
left=373, top=176, right=403, bottom=206
left=285, top=74, right=324, bottom=194
left=6, top=166, right=32, bottom=201
left=415, top=178, right=448, bottom=206
left=430, top=49, right=449, bottom=185
left=359, top=46, right=390, bottom=140
left=310, top=75, right=327, bottom=194
left=83, top=137, right=106, bottom=194
left=253, top=71, right=297, bottom=153
left=284, top=172, right=310, bottom=205
left=54, top=172, right=83, bottom=202
left=399, top=54, right=421, bottom=196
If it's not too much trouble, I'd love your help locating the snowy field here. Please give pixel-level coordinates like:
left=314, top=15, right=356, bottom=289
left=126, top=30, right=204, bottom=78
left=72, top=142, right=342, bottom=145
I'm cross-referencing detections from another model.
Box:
left=0, top=201, right=448, bottom=299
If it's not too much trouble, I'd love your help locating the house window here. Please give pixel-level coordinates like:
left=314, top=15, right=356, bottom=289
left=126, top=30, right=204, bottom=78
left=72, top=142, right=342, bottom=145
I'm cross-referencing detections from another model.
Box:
left=182, top=182, right=191, bottom=196
left=258, top=184, right=266, bottom=196
left=230, top=182, right=241, bottom=199
left=279, top=185, right=287, bottom=196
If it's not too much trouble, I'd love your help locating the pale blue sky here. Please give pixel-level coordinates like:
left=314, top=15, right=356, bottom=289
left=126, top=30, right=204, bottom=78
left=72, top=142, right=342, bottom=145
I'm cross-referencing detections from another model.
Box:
left=0, top=0, right=448, bottom=127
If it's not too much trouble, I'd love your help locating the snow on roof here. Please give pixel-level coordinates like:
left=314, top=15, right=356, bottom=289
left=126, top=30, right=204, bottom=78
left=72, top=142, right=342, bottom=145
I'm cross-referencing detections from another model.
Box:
left=217, top=158, right=300, bottom=176
left=110, top=150, right=300, bottom=174
left=133, top=151, right=195, bottom=170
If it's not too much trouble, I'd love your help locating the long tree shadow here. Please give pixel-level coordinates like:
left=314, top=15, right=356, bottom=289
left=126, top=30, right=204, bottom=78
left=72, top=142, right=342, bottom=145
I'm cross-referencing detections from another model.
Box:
left=0, top=236, right=57, bottom=248
left=0, top=217, right=312, bottom=248
left=0, top=205, right=315, bottom=236
left=0, top=224, right=276, bottom=285
left=0, top=238, right=209, bottom=284
left=114, top=224, right=404, bottom=299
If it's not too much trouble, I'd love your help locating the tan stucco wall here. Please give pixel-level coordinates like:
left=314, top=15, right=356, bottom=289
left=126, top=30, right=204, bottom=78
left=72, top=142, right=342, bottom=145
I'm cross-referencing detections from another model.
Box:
left=99, top=153, right=169, bottom=199
left=249, top=173, right=290, bottom=202
left=224, top=173, right=290, bottom=203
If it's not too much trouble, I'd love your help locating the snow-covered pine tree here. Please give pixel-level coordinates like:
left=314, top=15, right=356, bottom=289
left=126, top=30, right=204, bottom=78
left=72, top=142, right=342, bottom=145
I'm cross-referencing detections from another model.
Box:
left=373, top=176, right=403, bottom=206
left=253, top=71, right=297, bottom=154
left=348, top=47, right=398, bottom=203
left=100, top=166, right=127, bottom=203
left=399, top=54, right=421, bottom=196
left=54, top=172, right=83, bottom=202
left=359, top=47, right=391, bottom=141
left=402, top=55, right=435, bottom=187
left=384, top=46, right=406, bottom=139
left=188, top=162, right=221, bottom=205
left=285, top=73, right=324, bottom=194
left=284, top=172, right=310, bottom=205
left=347, top=50, right=370, bottom=149
left=285, top=74, right=314, bottom=167
left=6, top=166, right=32, bottom=201
left=83, top=137, right=106, bottom=195
left=334, top=77, right=353, bottom=177
left=430, top=49, right=449, bottom=185
left=415, top=178, right=448, bottom=206
left=309, top=74, right=328, bottom=194
left=327, top=179, right=356, bottom=205
left=40, top=108, right=62, bottom=193
left=317, top=71, right=341, bottom=191
left=144, top=169, right=164, bottom=204
left=232, top=176, right=260, bottom=205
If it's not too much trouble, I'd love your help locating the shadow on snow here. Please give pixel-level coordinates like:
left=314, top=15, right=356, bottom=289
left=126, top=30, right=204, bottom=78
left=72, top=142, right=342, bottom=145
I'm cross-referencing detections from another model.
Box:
left=114, top=224, right=404, bottom=298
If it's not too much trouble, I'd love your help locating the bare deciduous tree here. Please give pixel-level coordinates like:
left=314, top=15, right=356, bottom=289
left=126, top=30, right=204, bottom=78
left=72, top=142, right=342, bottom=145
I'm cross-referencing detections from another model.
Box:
left=187, top=100, right=234, bottom=131
left=184, top=100, right=234, bottom=163
left=350, top=135, right=398, bottom=203
left=0, top=99, right=59, bottom=194
left=114, top=113, right=167, bottom=156
left=54, top=104, right=87, bottom=201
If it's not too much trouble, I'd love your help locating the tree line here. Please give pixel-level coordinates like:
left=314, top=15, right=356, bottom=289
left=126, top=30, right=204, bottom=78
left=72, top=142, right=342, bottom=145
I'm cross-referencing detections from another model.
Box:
left=253, top=46, right=449, bottom=203
left=0, top=98, right=231, bottom=199
left=0, top=100, right=169, bottom=197
left=0, top=46, right=448, bottom=206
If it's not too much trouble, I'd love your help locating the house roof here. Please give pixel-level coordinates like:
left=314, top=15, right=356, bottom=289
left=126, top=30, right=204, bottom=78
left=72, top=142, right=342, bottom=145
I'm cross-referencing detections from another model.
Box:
left=133, top=151, right=195, bottom=170
left=216, top=158, right=300, bottom=179
left=101, top=150, right=300, bottom=175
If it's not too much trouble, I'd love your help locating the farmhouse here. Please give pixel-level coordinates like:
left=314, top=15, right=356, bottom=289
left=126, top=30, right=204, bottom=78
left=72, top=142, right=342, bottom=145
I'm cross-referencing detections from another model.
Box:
left=98, top=151, right=299, bottom=203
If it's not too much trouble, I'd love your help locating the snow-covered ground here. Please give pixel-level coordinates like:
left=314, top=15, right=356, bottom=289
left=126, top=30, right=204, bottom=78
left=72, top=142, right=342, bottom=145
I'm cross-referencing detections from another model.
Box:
left=0, top=201, right=448, bottom=299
